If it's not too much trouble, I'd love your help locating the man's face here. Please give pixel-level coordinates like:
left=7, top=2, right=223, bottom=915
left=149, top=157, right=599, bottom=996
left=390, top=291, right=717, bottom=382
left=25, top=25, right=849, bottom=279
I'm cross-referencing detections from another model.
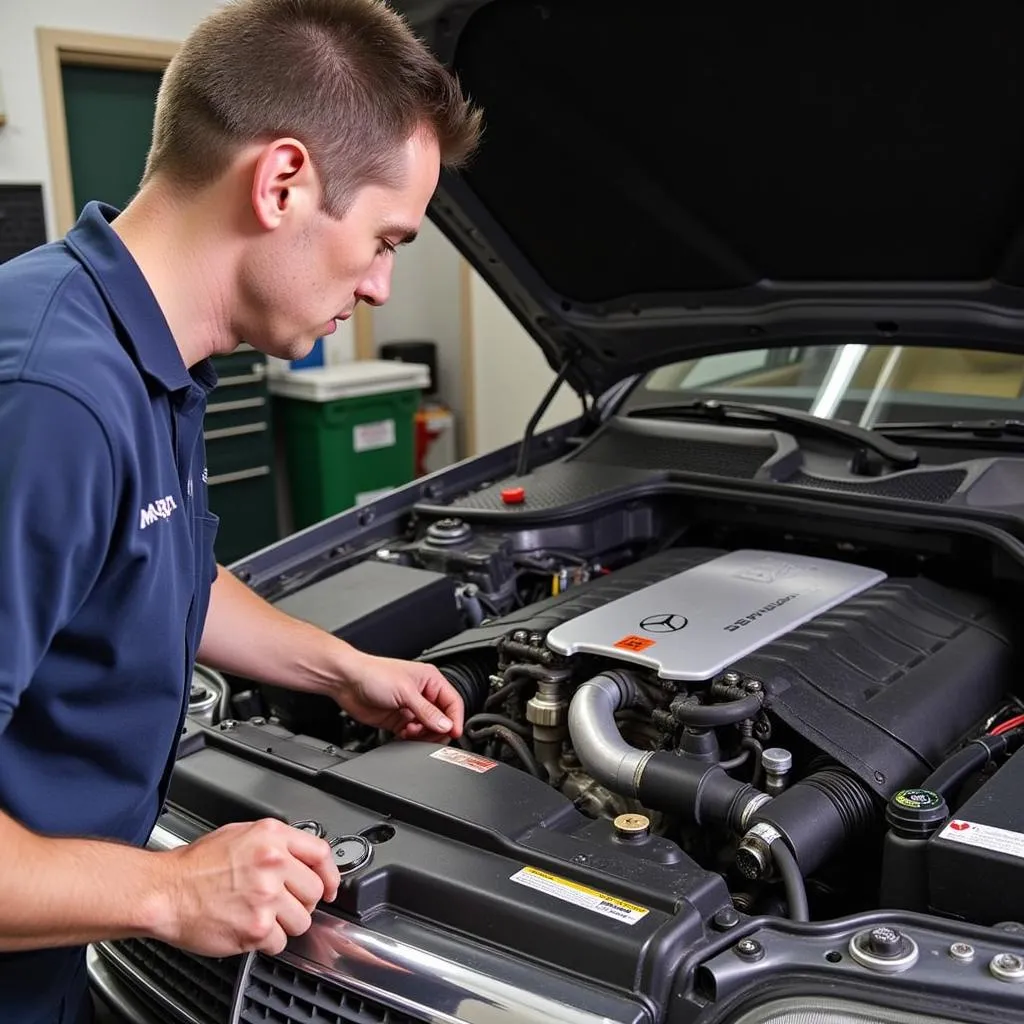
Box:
left=238, top=128, right=441, bottom=361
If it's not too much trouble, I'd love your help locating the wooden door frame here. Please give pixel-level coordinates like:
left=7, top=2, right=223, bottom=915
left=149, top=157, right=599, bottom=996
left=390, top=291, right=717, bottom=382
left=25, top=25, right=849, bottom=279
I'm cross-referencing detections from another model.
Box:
left=36, top=26, right=376, bottom=358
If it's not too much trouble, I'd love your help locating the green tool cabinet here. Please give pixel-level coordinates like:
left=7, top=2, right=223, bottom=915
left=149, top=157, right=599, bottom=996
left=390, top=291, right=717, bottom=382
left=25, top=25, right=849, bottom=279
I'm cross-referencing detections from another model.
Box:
left=204, top=346, right=280, bottom=564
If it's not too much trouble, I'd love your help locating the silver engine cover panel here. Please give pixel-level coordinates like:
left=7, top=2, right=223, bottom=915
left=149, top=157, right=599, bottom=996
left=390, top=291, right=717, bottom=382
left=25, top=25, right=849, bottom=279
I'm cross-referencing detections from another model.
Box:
left=545, top=550, right=886, bottom=681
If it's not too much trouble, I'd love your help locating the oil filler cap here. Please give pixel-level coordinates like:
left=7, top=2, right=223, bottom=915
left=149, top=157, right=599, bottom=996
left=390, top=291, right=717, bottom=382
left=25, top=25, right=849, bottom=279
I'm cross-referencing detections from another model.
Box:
left=849, top=926, right=919, bottom=973
left=330, top=835, right=372, bottom=875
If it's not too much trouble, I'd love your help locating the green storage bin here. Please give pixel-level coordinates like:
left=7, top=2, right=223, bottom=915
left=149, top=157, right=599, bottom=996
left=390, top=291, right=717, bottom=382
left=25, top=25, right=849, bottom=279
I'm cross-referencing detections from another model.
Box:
left=269, top=361, right=430, bottom=529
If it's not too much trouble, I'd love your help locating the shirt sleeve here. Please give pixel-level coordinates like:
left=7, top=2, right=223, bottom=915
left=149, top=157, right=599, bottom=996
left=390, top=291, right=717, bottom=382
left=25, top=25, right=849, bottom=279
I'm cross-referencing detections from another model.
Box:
left=0, top=381, right=116, bottom=733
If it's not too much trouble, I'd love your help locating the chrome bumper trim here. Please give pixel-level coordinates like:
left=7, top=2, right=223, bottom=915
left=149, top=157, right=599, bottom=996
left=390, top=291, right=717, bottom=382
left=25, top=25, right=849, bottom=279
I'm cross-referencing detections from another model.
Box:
left=123, top=820, right=646, bottom=1024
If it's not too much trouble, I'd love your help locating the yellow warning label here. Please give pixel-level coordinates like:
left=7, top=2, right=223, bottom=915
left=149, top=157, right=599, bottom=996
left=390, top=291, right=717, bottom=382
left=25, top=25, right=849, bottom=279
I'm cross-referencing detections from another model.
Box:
left=510, top=866, right=649, bottom=924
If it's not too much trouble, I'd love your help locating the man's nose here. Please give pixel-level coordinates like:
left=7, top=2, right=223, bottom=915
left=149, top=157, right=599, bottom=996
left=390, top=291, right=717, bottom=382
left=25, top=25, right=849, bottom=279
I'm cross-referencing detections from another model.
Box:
left=355, top=262, right=393, bottom=307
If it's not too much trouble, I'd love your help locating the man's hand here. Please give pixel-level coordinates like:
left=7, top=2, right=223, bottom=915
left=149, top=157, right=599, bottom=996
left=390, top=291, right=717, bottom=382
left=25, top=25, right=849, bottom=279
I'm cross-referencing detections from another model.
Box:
left=150, top=819, right=341, bottom=957
left=197, top=568, right=465, bottom=742
left=333, top=653, right=465, bottom=742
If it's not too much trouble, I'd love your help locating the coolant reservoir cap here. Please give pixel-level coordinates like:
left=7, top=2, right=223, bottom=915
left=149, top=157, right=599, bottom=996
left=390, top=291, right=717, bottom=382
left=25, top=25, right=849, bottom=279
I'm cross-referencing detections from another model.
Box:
left=886, top=788, right=949, bottom=838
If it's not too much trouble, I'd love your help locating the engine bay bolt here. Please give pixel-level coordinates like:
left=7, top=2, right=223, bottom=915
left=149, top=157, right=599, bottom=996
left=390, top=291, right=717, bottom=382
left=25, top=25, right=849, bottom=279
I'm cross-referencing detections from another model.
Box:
left=990, top=953, right=1024, bottom=982
left=723, top=671, right=743, bottom=687
left=745, top=679, right=763, bottom=694
left=219, top=719, right=237, bottom=731
left=734, top=938, right=765, bottom=962
left=949, top=942, right=975, bottom=962
left=513, top=630, right=528, bottom=642
left=613, top=813, right=651, bottom=839
left=713, top=907, right=740, bottom=930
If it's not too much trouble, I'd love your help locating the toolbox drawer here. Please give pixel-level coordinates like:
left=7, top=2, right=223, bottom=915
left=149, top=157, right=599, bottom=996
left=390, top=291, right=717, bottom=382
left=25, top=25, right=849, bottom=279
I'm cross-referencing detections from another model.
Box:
left=204, top=348, right=280, bottom=563
left=205, top=421, right=272, bottom=476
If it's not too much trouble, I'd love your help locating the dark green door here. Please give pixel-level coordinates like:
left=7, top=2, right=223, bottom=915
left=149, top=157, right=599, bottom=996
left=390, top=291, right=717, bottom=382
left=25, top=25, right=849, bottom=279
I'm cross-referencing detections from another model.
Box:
left=61, top=63, right=280, bottom=564
left=61, top=64, right=163, bottom=213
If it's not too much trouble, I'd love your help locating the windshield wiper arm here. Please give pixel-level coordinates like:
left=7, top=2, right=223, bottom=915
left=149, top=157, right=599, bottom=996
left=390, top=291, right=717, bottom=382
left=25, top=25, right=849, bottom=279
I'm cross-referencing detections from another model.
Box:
left=633, top=398, right=920, bottom=470
left=879, top=418, right=1024, bottom=439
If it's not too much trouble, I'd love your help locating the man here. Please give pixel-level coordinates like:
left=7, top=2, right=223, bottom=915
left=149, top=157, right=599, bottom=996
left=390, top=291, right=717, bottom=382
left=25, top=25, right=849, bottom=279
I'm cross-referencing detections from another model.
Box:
left=0, top=0, right=482, bottom=1020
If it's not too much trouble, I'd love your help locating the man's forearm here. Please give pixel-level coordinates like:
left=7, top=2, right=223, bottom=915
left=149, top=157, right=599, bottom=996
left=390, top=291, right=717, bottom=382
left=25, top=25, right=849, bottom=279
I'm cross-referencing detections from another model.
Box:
left=197, top=566, right=363, bottom=695
left=0, top=809, right=169, bottom=951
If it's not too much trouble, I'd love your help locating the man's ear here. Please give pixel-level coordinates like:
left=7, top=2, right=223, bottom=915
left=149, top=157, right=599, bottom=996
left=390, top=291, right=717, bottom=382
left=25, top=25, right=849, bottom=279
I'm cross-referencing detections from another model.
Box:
left=250, top=138, right=316, bottom=230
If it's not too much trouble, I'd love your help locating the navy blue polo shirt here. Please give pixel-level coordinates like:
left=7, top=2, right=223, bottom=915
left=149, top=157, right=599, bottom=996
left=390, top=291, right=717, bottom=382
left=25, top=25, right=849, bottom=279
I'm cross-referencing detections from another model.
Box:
left=0, top=202, right=219, bottom=1022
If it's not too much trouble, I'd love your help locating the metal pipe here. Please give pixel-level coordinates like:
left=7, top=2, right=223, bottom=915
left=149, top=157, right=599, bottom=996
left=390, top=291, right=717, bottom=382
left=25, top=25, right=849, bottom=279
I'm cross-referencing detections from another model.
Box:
left=567, top=671, right=651, bottom=796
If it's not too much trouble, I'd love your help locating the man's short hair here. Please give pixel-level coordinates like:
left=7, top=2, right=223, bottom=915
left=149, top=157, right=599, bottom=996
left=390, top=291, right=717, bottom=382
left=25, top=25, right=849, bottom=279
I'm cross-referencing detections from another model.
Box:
left=144, top=0, right=482, bottom=215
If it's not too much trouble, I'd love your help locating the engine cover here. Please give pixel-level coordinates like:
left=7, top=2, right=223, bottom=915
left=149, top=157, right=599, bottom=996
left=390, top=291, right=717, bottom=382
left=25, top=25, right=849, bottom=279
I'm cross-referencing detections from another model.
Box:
left=545, top=550, right=886, bottom=681
left=423, top=547, right=1015, bottom=801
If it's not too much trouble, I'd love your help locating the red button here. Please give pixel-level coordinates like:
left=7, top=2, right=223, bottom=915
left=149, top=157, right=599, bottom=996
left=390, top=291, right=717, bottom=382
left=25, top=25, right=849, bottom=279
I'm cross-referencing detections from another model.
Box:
left=501, top=486, right=526, bottom=505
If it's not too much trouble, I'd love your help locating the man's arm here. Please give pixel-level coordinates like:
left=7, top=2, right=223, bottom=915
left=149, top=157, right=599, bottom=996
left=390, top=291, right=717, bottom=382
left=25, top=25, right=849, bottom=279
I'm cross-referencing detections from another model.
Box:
left=0, top=809, right=338, bottom=956
left=0, top=383, right=338, bottom=956
left=198, top=566, right=465, bottom=740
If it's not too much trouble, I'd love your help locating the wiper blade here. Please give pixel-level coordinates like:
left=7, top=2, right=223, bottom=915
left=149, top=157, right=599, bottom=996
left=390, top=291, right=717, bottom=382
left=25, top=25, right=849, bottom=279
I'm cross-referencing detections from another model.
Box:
left=880, top=418, right=1024, bottom=438
left=633, top=399, right=920, bottom=470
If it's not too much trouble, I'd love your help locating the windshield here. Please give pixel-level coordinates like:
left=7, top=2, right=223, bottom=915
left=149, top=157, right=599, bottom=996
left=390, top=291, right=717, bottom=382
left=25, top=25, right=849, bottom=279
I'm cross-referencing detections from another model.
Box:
left=636, top=344, right=1024, bottom=426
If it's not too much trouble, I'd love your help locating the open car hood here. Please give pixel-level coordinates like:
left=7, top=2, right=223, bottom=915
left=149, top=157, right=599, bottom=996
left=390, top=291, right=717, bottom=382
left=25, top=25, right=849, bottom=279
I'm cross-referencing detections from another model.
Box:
left=397, top=0, right=1024, bottom=399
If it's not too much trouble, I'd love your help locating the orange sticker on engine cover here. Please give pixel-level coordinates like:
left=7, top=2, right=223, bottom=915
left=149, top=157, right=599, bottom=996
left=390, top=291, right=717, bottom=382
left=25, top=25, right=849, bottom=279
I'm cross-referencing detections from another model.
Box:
left=613, top=634, right=656, bottom=653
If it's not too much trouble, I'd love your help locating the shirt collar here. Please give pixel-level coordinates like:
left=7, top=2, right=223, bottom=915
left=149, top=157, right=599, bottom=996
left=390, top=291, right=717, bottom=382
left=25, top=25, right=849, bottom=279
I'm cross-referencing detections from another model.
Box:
left=65, top=201, right=217, bottom=395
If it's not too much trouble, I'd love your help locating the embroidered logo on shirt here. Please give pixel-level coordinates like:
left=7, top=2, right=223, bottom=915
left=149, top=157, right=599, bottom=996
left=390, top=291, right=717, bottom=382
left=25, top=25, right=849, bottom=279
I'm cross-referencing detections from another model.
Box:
left=202, top=466, right=209, bottom=484
left=139, top=495, right=179, bottom=530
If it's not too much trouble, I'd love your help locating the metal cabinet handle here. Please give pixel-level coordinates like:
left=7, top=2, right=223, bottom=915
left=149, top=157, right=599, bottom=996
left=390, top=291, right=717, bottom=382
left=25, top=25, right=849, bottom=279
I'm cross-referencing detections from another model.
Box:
left=206, top=397, right=266, bottom=414
left=204, top=422, right=268, bottom=441
left=206, top=465, right=271, bottom=486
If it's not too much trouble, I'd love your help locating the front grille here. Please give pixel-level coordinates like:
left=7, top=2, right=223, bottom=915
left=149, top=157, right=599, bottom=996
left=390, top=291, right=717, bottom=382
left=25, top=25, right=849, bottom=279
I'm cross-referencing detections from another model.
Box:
left=240, top=955, right=425, bottom=1024
left=106, top=937, right=241, bottom=1024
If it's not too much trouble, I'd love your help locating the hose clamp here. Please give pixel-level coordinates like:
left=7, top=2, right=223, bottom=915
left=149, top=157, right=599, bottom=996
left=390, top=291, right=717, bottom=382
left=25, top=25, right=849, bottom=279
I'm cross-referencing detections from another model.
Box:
left=740, top=795, right=774, bottom=832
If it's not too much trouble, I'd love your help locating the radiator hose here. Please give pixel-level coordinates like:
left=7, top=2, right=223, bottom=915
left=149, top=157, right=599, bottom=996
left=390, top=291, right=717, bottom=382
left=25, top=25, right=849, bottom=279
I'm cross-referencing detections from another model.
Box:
left=567, top=670, right=770, bottom=832
left=439, top=660, right=491, bottom=717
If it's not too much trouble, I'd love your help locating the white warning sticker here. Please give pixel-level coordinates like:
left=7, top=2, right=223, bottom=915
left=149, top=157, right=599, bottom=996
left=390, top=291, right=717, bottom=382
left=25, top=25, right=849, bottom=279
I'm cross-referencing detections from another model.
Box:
left=429, top=747, right=498, bottom=773
left=510, top=866, right=649, bottom=925
left=938, top=819, right=1024, bottom=860
left=353, top=419, right=396, bottom=453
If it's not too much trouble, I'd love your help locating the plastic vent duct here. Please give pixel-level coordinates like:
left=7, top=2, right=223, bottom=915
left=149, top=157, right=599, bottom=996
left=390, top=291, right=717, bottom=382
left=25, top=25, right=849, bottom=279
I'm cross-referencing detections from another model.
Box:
left=730, top=996, right=973, bottom=1024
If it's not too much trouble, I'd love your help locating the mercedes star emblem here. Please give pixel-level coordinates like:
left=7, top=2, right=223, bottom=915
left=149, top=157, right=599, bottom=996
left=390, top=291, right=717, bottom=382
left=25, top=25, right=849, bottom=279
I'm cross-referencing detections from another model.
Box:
left=640, top=613, right=688, bottom=633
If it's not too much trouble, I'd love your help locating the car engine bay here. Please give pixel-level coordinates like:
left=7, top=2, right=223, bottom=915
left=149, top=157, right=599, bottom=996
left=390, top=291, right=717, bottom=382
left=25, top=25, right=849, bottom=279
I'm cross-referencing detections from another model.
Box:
left=105, top=417, right=1024, bottom=1024
left=195, top=488, right=1024, bottom=931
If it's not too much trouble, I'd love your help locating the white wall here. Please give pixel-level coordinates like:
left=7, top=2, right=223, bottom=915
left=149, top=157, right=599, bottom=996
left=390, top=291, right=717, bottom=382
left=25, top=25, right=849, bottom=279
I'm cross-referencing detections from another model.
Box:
left=367, top=217, right=463, bottom=412
left=468, top=268, right=582, bottom=455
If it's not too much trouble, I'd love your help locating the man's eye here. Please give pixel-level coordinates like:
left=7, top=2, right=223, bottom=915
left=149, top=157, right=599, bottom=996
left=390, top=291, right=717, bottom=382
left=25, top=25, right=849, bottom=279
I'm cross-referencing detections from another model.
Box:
left=377, top=240, right=397, bottom=257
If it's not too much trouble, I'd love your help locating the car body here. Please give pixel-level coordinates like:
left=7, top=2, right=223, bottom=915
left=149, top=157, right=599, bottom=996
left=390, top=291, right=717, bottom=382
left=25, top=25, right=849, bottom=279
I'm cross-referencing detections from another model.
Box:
left=91, top=4, right=1024, bottom=1023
